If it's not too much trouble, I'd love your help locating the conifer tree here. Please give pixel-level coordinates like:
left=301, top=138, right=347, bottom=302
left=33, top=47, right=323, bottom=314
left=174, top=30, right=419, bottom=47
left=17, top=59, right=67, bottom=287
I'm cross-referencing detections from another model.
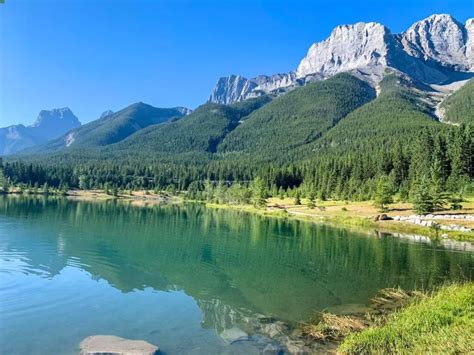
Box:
left=412, top=177, right=435, bottom=214
left=374, top=176, right=393, bottom=212
left=251, top=177, right=267, bottom=207
left=294, top=190, right=302, bottom=205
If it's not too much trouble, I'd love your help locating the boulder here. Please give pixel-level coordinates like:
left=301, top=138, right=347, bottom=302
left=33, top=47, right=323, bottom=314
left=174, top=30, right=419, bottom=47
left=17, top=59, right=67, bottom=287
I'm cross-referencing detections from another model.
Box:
left=219, top=327, right=249, bottom=343
left=79, top=335, right=158, bottom=355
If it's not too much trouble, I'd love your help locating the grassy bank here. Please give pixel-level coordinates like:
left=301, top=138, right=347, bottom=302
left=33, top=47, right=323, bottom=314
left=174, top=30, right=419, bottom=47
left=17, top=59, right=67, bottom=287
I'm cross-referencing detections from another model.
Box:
left=339, top=283, right=474, bottom=354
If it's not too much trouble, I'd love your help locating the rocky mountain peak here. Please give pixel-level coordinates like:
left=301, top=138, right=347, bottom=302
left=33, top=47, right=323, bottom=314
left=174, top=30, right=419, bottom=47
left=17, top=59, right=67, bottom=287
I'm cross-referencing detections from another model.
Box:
left=209, top=14, right=473, bottom=105
left=466, top=18, right=474, bottom=32
left=400, top=14, right=473, bottom=71
left=99, top=110, right=114, bottom=119
left=296, top=22, right=392, bottom=79
left=209, top=75, right=258, bottom=104
left=176, top=107, right=193, bottom=116
left=30, top=107, right=81, bottom=129
left=464, top=18, right=474, bottom=66
left=1, top=108, right=82, bottom=155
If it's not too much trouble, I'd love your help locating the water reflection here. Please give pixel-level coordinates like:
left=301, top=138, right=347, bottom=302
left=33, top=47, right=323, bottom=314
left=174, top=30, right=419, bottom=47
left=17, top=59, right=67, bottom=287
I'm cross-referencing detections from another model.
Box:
left=0, top=196, right=473, bottom=353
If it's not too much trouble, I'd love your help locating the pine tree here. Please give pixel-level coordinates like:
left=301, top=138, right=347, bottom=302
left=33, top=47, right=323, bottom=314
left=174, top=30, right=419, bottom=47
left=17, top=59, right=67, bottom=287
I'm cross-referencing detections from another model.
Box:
left=78, top=175, right=89, bottom=190
left=278, top=186, right=285, bottom=200
left=294, top=190, right=302, bottom=205
left=412, top=177, right=435, bottom=214
left=251, top=177, right=267, bottom=207
left=214, top=182, right=227, bottom=204
left=204, top=179, right=214, bottom=202
left=374, top=176, right=393, bottom=212
left=307, top=189, right=316, bottom=209
left=0, top=163, right=8, bottom=194
left=104, top=182, right=110, bottom=195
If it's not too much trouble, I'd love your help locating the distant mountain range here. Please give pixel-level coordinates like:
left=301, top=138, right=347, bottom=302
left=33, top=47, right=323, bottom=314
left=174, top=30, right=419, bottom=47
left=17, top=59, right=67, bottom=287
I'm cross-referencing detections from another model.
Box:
left=0, top=105, right=190, bottom=155
left=1, top=14, right=473, bottom=160
left=29, top=103, right=191, bottom=153
left=0, top=108, right=81, bottom=155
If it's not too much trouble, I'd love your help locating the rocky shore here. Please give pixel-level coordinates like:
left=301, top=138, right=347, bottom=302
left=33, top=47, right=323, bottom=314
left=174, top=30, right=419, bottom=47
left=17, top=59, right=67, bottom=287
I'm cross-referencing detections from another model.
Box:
left=392, top=214, right=473, bottom=232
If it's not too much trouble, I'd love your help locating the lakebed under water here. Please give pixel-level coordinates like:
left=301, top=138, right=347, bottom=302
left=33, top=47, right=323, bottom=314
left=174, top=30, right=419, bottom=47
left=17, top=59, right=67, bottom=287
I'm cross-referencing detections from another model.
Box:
left=0, top=196, right=472, bottom=354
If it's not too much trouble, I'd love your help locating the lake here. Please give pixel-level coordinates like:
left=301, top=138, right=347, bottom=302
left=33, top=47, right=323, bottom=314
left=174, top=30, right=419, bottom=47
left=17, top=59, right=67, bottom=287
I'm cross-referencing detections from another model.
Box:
left=0, top=196, right=472, bottom=354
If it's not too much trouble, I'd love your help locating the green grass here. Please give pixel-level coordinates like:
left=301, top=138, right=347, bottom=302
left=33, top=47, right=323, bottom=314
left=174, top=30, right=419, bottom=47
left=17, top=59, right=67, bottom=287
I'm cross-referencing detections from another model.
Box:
left=339, top=283, right=474, bottom=354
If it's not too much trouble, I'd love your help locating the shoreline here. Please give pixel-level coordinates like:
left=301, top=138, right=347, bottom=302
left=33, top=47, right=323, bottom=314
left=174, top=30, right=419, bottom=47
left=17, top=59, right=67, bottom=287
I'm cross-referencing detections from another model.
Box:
left=202, top=201, right=474, bottom=246
left=3, top=189, right=473, bottom=243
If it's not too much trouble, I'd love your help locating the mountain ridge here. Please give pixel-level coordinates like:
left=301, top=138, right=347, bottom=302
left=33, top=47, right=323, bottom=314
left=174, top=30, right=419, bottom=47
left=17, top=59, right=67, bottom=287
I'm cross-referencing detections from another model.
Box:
left=209, top=14, right=474, bottom=105
left=23, top=102, right=191, bottom=153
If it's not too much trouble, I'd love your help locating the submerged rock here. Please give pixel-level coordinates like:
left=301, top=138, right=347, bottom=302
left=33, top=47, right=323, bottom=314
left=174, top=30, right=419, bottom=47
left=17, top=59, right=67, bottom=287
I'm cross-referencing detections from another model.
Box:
left=79, top=335, right=158, bottom=355
left=219, top=327, right=249, bottom=343
left=263, top=343, right=283, bottom=354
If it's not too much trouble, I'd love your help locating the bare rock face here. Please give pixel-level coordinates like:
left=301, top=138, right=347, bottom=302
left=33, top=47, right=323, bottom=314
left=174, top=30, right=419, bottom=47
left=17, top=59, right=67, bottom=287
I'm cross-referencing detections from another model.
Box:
left=401, top=14, right=473, bottom=71
left=208, top=72, right=321, bottom=104
left=253, top=72, right=298, bottom=93
left=30, top=107, right=81, bottom=139
left=99, top=110, right=114, bottom=119
left=209, top=75, right=258, bottom=104
left=79, top=335, right=159, bottom=355
left=466, top=19, right=474, bottom=67
left=296, top=22, right=391, bottom=79
left=209, top=14, right=474, bottom=105
left=176, top=106, right=193, bottom=116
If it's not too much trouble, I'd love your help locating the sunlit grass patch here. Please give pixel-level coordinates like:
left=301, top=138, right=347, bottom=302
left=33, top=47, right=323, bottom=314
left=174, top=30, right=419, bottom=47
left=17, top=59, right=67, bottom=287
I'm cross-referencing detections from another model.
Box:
left=339, top=283, right=474, bottom=354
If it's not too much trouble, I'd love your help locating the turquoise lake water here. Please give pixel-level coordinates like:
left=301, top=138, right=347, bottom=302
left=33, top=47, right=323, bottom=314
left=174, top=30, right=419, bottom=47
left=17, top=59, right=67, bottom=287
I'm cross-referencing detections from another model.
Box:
left=0, top=196, right=472, bottom=354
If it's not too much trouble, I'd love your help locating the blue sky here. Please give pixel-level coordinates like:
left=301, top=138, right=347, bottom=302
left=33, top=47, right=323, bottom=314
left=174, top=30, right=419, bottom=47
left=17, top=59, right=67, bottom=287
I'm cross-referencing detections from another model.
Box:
left=1, top=0, right=473, bottom=126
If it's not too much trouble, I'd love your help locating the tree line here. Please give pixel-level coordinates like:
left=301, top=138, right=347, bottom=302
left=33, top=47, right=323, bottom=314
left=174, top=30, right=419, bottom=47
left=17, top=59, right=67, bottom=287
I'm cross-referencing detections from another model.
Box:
left=1, top=123, right=472, bottom=214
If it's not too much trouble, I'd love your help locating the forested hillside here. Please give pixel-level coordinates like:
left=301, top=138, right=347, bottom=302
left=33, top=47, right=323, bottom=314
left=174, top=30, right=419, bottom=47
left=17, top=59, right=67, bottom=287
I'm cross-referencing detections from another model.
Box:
left=441, top=79, right=474, bottom=124
left=28, top=103, right=189, bottom=152
left=312, top=75, right=440, bottom=152
left=1, top=74, right=473, bottom=205
left=107, top=96, right=272, bottom=160
left=289, top=76, right=472, bottom=200
left=218, top=74, right=375, bottom=160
